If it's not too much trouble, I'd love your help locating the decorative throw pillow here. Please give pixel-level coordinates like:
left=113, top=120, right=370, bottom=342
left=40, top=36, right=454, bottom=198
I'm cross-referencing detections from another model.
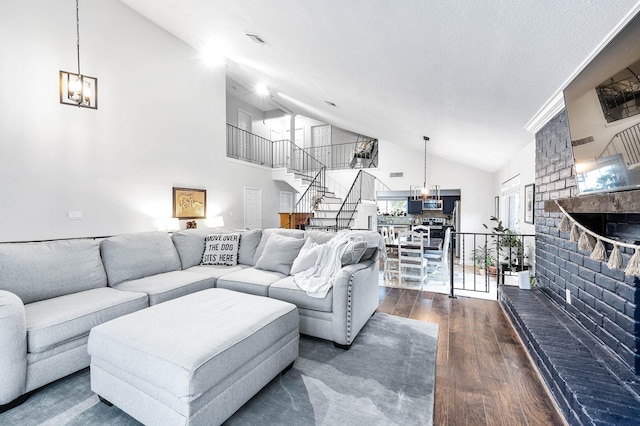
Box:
left=201, top=233, right=240, bottom=266
left=254, top=233, right=306, bottom=275
left=340, top=240, right=368, bottom=266
left=290, top=238, right=321, bottom=275
left=238, top=229, right=262, bottom=266
left=253, top=228, right=305, bottom=265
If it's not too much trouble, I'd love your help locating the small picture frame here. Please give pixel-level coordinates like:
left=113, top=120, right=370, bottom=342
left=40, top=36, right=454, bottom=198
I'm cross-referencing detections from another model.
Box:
left=59, top=71, right=98, bottom=109
left=524, top=184, right=535, bottom=224
left=494, top=196, right=500, bottom=219
left=173, top=187, right=206, bottom=219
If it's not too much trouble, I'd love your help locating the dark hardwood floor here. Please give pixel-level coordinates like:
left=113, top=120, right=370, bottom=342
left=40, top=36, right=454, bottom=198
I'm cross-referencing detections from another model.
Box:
left=377, top=287, right=566, bottom=426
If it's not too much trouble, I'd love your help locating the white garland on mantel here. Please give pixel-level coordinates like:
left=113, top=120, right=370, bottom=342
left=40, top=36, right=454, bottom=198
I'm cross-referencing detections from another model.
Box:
left=555, top=200, right=640, bottom=276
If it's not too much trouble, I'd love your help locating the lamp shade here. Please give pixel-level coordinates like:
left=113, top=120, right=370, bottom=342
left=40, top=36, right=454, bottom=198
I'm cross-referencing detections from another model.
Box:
left=207, top=216, right=225, bottom=228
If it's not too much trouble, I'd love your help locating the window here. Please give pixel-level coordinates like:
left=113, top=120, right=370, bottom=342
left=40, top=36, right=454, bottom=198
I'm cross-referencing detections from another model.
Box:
left=501, top=175, right=520, bottom=231
left=377, top=199, right=407, bottom=215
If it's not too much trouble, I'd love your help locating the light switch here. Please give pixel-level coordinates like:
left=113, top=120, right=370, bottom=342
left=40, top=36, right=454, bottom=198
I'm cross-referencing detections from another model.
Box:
left=67, top=211, right=83, bottom=220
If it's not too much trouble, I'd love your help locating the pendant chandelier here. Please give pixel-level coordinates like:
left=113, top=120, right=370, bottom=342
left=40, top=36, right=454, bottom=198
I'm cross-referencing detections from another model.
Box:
left=59, top=0, right=98, bottom=109
left=421, top=136, right=429, bottom=200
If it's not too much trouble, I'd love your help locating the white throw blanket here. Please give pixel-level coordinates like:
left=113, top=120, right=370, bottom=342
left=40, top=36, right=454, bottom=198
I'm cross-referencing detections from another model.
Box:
left=293, top=231, right=356, bottom=299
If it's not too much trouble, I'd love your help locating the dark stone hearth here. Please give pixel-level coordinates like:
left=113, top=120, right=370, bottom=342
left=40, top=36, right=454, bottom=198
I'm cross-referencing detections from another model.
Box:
left=501, top=287, right=640, bottom=425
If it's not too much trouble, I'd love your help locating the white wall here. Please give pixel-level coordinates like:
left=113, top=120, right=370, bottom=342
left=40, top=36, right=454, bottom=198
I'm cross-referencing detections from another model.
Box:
left=495, top=140, right=536, bottom=235
left=0, top=0, right=282, bottom=242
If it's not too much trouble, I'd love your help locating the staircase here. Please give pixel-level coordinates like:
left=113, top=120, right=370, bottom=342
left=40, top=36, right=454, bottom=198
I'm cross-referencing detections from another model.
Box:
left=308, top=193, right=349, bottom=230
left=272, top=167, right=376, bottom=231
left=226, top=123, right=375, bottom=231
left=272, top=167, right=359, bottom=231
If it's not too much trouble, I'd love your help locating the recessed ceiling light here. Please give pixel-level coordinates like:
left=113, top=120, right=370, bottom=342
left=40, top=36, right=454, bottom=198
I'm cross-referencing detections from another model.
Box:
left=246, top=33, right=267, bottom=45
left=256, top=84, right=269, bottom=96
left=325, top=100, right=337, bottom=107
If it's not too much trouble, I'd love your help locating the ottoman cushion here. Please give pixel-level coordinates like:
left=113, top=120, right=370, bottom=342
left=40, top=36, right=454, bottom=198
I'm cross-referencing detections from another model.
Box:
left=88, top=289, right=298, bottom=424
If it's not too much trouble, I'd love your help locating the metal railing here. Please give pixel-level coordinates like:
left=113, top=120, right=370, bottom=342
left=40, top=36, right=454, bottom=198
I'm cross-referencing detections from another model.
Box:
left=226, top=125, right=274, bottom=166
left=598, top=122, right=640, bottom=166
left=227, top=124, right=325, bottom=180
left=452, top=231, right=535, bottom=299
left=282, top=167, right=326, bottom=229
left=305, top=139, right=378, bottom=170
left=335, top=170, right=376, bottom=230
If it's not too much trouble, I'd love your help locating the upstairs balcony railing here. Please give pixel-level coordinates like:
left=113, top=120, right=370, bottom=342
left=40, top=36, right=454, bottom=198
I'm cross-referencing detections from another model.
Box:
left=227, top=124, right=324, bottom=180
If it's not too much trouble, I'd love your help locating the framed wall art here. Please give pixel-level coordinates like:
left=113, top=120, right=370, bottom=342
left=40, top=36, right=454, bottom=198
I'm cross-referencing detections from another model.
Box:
left=173, top=187, right=206, bottom=219
left=524, top=184, right=535, bottom=224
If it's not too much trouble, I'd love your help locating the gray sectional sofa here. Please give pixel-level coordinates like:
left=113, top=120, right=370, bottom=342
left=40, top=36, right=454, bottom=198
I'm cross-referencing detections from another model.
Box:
left=0, top=227, right=382, bottom=410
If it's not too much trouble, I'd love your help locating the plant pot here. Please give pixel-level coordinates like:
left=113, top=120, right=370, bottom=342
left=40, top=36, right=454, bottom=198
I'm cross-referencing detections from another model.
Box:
left=488, top=265, right=497, bottom=277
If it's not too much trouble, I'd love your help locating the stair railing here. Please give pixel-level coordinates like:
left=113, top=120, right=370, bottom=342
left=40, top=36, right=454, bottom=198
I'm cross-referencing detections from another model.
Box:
left=597, top=122, right=640, bottom=166
left=283, top=167, right=326, bottom=229
left=334, top=170, right=376, bottom=230
left=271, top=139, right=325, bottom=180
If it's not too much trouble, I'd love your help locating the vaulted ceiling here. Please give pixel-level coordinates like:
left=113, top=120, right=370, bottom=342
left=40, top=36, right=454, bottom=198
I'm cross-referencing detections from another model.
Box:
left=119, top=0, right=640, bottom=172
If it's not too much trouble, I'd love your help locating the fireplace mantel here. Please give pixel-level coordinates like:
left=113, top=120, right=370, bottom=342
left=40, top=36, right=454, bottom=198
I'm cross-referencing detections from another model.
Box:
left=544, top=188, right=640, bottom=214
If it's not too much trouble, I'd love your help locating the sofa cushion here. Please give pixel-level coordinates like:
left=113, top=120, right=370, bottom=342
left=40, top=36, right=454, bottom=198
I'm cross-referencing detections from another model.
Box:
left=112, top=271, right=215, bottom=306
left=254, top=234, right=305, bottom=275
left=252, top=228, right=305, bottom=265
left=238, top=229, right=262, bottom=266
left=201, top=233, right=240, bottom=266
left=171, top=228, right=224, bottom=269
left=101, top=232, right=181, bottom=286
left=185, top=264, right=250, bottom=280
left=0, top=239, right=107, bottom=304
left=269, top=276, right=333, bottom=312
left=216, top=268, right=285, bottom=297
left=24, top=287, right=148, bottom=354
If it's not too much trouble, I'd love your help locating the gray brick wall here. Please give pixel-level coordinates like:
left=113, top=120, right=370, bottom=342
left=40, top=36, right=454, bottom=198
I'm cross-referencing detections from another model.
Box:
left=535, top=109, right=640, bottom=374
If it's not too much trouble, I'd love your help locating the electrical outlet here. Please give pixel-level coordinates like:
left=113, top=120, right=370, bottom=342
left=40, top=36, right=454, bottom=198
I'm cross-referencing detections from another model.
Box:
left=67, top=211, right=83, bottom=220
left=566, top=289, right=572, bottom=304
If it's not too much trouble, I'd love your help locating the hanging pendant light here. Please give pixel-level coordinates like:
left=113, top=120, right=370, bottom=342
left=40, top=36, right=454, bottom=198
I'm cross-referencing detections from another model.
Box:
left=421, top=136, right=429, bottom=201
left=59, top=0, right=98, bottom=109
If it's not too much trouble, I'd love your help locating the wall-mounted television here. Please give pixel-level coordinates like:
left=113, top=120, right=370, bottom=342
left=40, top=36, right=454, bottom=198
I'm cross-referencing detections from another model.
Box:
left=564, top=11, right=640, bottom=194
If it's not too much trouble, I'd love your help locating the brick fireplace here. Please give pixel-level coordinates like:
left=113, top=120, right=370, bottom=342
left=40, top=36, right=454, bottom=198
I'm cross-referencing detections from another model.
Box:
left=535, top=109, right=640, bottom=375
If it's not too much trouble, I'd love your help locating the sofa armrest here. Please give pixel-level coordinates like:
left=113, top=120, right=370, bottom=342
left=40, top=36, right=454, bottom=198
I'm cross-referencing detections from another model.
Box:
left=0, top=290, right=27, bottom=405
left=331, top=257, right=380, bottom=346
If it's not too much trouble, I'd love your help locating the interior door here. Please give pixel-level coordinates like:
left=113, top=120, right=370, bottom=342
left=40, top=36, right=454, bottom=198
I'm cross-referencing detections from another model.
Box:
left=311, top=125, right=331, bottom=167
left=244, top=187, right=262, bottom=230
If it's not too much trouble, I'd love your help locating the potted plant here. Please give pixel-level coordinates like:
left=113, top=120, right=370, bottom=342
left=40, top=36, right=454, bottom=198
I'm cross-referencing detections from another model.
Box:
left=472, top=244, right=497, bottom=276
left=483, top=216, right=524, bottom=271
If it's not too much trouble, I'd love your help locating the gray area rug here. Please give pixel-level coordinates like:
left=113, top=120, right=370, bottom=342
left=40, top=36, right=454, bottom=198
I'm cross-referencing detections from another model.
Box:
left=0, top=313, right=438, bottom=426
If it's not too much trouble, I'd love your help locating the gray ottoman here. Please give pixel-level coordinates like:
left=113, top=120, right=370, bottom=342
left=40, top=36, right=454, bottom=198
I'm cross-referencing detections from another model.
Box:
left=87, top=288, right=299, bottom=426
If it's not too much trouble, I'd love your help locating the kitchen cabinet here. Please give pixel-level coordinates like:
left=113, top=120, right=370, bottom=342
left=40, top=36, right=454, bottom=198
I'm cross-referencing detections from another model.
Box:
left=442, top=196, right=461, bottom=215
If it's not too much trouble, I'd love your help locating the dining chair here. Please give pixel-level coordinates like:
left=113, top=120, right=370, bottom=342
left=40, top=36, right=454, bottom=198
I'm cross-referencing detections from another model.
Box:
left=412, top=224, right=431, bottom=246
left=423, top=227, right=451, bottom=282
left=397, top=230, right=428, bottom=288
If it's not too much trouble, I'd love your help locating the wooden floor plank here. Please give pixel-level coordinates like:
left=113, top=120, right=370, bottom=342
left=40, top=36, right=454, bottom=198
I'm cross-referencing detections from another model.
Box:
left=377, top=288, right=565, bottom=426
